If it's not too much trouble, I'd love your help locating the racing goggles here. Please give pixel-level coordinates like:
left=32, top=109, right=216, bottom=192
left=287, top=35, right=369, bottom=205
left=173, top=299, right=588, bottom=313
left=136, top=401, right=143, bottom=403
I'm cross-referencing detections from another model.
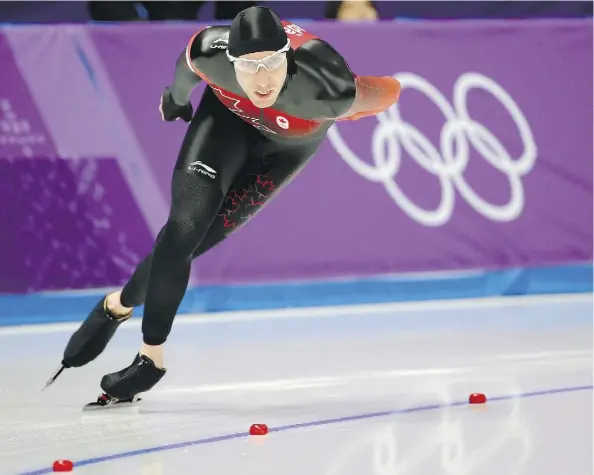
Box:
left=226, top=40, right=291, bottom=74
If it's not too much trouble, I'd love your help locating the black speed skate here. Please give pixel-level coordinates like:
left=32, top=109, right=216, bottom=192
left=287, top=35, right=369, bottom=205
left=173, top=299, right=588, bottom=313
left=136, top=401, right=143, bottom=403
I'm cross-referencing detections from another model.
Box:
left=44, top=296, right=132, bottom=389
left=84, top=353, right=166, bottom=410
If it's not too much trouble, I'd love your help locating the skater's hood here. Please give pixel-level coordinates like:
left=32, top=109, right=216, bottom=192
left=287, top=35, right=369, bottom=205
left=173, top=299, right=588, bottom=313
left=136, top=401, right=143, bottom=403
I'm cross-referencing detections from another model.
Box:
left=228, top=6, right=288, bottom=58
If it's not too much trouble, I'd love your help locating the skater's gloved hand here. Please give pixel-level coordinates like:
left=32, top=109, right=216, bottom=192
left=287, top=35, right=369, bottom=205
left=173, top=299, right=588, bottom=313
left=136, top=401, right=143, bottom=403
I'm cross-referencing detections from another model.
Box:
left=159, top=87, right=194, bottom=123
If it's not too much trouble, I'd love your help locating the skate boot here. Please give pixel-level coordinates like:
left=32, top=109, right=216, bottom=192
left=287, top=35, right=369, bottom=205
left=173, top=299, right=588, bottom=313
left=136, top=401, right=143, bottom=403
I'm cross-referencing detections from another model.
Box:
left=44, top=296, right=132, bottom=389
left=84, top=353, right=166, bottom=409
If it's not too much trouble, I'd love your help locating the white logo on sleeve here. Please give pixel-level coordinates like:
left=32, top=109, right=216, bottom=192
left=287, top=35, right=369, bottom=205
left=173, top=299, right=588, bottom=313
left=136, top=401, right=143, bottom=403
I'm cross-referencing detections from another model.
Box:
left=284, top=23, right=305, bottom=36
left=188, top=161, right=217, bottom=179
left=210, top=38, right=228, bottom=50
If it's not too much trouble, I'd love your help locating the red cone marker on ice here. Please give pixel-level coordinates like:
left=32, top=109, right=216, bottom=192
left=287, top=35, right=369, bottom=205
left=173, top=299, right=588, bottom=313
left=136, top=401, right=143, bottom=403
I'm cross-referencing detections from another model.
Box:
left=52, top=460, right=73, bottom=472
left=249, top=424, right=269, bottom=435
left=469, top=393, right=487, bottom=404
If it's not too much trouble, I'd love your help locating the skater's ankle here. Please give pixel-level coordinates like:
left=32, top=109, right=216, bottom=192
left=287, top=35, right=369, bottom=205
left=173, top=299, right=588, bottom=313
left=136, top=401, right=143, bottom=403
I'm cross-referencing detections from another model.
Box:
left=140, top=343, right=164, bottom=369
left=105, top=291, right=133, bottom=318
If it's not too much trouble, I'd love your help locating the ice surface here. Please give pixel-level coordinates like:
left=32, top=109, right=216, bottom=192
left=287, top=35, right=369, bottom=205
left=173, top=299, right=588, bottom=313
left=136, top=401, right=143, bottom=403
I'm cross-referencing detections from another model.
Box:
left=0, top=294, right=591, bottom=475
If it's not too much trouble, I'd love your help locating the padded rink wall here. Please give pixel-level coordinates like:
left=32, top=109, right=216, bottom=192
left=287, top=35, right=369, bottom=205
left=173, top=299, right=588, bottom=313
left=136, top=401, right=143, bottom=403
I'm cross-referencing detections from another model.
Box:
left=0, top=19, right=592, bottom=325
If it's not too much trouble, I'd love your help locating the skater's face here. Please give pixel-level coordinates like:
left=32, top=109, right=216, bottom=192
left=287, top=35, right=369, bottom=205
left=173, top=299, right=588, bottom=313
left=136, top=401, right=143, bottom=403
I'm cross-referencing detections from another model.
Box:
left=232, top=49, right=288, bottom=108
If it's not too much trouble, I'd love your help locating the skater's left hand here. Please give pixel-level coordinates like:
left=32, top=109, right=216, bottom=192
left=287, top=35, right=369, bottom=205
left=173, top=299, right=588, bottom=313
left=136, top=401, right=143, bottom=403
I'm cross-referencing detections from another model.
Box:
left=160, top=87, right=194, bottom=123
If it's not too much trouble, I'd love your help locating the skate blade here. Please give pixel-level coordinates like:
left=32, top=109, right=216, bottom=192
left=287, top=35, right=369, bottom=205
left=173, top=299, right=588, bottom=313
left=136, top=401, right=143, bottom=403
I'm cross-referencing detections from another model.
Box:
left=43, top=364, right=67, bottom=391
left=83, top=393, right=142, bottom=411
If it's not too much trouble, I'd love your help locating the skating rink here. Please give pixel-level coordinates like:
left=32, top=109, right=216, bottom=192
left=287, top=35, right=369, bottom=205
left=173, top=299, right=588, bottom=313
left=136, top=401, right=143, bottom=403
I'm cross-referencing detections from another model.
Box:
left=0, top=293, right=592, bottom=475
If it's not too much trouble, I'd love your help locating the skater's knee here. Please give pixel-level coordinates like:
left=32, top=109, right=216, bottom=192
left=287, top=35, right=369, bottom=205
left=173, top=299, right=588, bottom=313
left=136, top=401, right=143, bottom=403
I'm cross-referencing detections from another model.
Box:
left=160, top=215, right=205, bottom=256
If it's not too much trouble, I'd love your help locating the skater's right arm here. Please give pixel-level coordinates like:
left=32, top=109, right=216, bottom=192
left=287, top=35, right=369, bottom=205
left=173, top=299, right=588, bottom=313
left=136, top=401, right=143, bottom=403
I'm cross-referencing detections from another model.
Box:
left=168, top=48, right=203, bottom=107
left=161, top=29, right=209, bottom=122
left=169, top=26, right=221, bottom=106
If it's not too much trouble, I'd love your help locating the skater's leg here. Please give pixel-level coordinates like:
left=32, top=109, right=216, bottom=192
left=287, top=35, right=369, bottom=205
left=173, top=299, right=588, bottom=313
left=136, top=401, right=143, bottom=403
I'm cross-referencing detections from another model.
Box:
left=190, top=135, right=324, bottom=259
left=101, top=136, right=321, bottom=327
left=103, top=87, right=256, bottom=318
left=107, top=226, right=166, bottom=314
left=114, top=138, right=322, bottom=396
left=136, top=169, right=226, bottom=367
left=140, top=97, right=254, bottom=339
left=98, top=89, right=258, bottom=399
left=99, top=137, right=321, bottom=330
left=53, top=88, right=254, bottom=383
left=102, top=144, right=294, bottom=319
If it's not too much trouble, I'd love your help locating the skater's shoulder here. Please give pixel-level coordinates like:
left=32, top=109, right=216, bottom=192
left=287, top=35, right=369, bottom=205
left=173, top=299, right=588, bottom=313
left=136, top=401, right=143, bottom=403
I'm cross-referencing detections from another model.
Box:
left=289, top=39, right=356, bottom=116
left=294, top=39, right=356, bottom=91
left=295, top=38, right=345, bottom=64
left=184, top=26, right=233, bottom=83
left=187, top=25, right=231, bottom=61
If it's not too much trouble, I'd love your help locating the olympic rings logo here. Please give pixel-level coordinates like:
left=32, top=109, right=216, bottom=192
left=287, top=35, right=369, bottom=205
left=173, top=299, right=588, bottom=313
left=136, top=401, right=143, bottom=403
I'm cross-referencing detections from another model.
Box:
left=327, top=73, right=538, bottom=226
